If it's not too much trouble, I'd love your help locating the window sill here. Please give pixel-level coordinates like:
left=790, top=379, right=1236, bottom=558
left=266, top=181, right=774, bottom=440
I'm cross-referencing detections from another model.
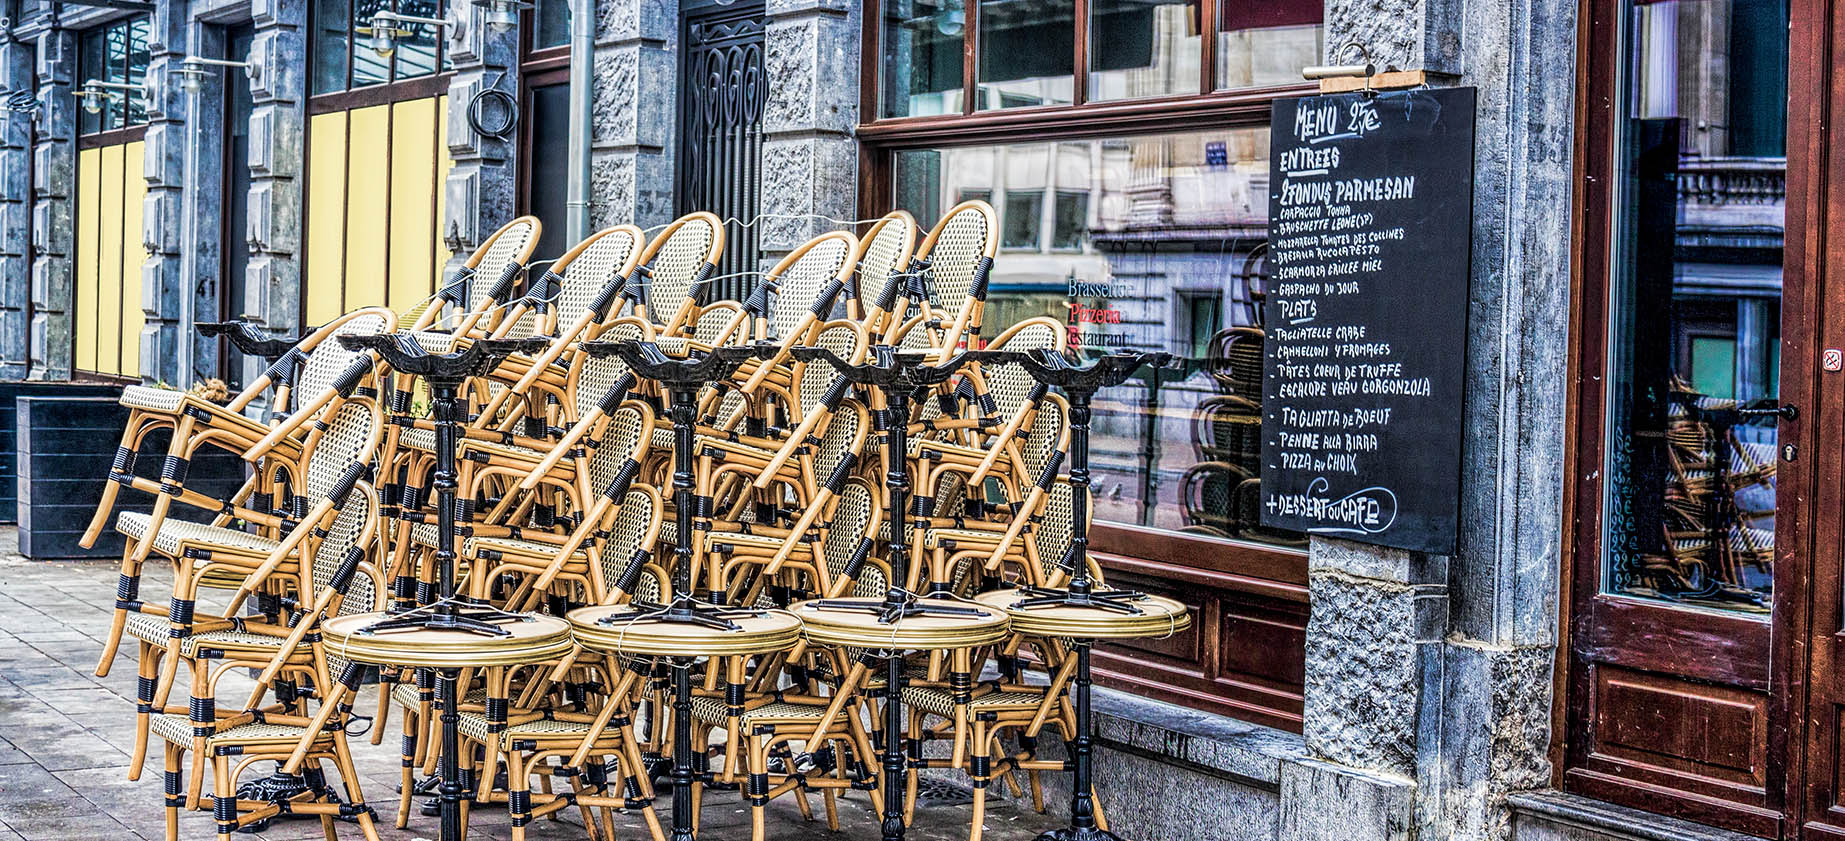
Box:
left=1508, top=791, right=1765, bottom=841
left=1086, top=683, right=1305, bottom=788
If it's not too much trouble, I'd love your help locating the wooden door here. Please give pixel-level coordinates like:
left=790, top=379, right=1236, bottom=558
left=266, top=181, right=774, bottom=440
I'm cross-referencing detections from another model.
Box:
left=1563, top=0, right=1815, bottom=836
left=1794, top=0, right=1845, bottom=835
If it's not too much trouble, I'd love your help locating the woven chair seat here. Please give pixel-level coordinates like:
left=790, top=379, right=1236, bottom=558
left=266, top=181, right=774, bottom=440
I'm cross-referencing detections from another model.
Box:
left=457, top=710, right=629, bottom=746
left=180, top=627, right=306, bottom=657
left=899, top=687, right=1046, bottom=718
left=707, top=531, right=787, bottom=552
left=690, top=695, right=840, bottom=727
left=398, top=427, right=436, bottom=452
left=117, top=512, right=281, bottom=558
left=391, top=682, right=426, bottom=709
left=151, top=713, right=324, bottom=747
left=923, top=527, right=1008, bottom=551
left=119, top=385, right=189, bottom=413
left=471, top=535, right=589, bottom=560
left=124, top=611, right=169, bottom=646
left=460, top=438, right=545, bottom=462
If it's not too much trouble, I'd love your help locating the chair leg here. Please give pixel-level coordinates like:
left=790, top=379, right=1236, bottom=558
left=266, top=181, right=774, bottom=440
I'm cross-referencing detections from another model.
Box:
left=330, top=735, right=384, bottom=841
left=749, top=731, right=769, bottom=841
left=969, top=720, right=991, bottom=841
left=509, top=750, right=533, bottom=841
left=163, top=741, right=182, bottom=841
left=213, top=752, right=237, bottom=841
left=128, top=641, right=156, bottom=780
left=397, top=721, right=417, bottom=829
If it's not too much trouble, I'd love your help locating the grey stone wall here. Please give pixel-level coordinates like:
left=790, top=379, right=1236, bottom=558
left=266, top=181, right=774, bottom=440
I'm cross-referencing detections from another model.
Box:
left=0, top=24, right=34, bottom=380
left=27, top=20, right=74, bottom=381
left=758, top=0, right=858, bottom=260
left=246, top=0, right=305, bottom=338
left=136, top=1, right=189, bottom=386
left=442, top=4, right=520, bottom=272
left=1299, top=1, right=1581, bottom=841
left=591, top=0, right=677, bottom=230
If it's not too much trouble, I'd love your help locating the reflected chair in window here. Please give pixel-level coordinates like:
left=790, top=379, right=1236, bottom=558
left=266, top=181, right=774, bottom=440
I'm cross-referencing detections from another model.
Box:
left=1203, top=325, right=1266, bottom=399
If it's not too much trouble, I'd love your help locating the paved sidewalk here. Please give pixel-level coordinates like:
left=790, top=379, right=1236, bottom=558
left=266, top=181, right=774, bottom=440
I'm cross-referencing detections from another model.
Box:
left=0, top=532, right=1063, bottom=841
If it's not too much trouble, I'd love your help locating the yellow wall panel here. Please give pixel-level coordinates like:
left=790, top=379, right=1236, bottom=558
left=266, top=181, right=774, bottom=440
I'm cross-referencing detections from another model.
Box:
left=388, top=97, right=437, bottom=315
left=343, top=104, right=390, bottom=313
left=74, top=148, right=100, bottom=374
left=435, top=94, right=453, bottom=272
left=305, top=111, right=349, bottom=327
left=96, top=144, right=125, bottom=377
left=119, top=141, right=147, bottom=378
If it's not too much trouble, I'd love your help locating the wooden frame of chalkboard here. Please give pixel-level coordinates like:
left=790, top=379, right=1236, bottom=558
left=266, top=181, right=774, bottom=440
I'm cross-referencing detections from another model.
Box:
left=1258, top=86, right=1478, bottom=555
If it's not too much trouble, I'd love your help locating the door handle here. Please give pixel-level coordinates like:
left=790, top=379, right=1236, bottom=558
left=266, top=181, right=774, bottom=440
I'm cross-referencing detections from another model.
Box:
left=1736, top=402, right=1798, bottom=421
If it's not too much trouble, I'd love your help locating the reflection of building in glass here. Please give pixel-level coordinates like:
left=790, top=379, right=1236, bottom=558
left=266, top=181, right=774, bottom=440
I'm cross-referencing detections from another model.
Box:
left=1606, top=0, right=1787, bottom=611
left=897, top=128, right=1306, bottom=545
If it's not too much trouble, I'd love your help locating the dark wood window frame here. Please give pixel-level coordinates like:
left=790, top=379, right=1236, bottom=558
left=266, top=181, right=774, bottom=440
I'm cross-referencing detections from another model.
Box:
left=1556, top=0, right=1833, bottom=835
left=857, top=0, right=1318, bottom=731
left=75, top=14, right=151, bottom=149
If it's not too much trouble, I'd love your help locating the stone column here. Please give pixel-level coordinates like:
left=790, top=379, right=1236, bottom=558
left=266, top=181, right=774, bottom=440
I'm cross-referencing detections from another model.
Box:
left=0, top=24, right=35, bottom=380
left=28, top=24, right=75, bottom=381
left=135, top=0, right=192, bottom=386
left=246, top=0, right=306, bottom=338
left=1284, top=2, right=1579, bottom=841
left=758, top=0, right=859, bottom=263
left=590, top=0, right=677, bottom=230
left=442, top=5, right=520, bottom=270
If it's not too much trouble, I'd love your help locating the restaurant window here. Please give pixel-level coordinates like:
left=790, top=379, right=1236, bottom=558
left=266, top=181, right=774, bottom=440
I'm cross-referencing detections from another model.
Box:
left=862, top=0, right=1318, bottom=728
left=77, top=16, right=150, bottom=135
left=312, top=0, right=451, bottom=95
left=878, top=0, right=1320, bottom=118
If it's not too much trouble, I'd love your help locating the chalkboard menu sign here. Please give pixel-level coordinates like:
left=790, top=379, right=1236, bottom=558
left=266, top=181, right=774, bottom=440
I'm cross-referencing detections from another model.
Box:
left=1259, top=86, right=1477, bottom=554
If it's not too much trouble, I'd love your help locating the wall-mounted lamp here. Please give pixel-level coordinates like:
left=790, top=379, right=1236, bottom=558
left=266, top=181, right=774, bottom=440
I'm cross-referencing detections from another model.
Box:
left=355, top=10, right=455, bottom=59
left=170, top=56, right=260, bottom=95
left=472, top=0, right=533, bottom=34
left=74, top=80, right=142, bottom=115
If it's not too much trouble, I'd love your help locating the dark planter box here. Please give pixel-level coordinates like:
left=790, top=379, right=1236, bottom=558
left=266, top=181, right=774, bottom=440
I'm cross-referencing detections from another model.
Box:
left=0, top=382, right=125, bottom=523
left=17, top=394, right=247, bottom=560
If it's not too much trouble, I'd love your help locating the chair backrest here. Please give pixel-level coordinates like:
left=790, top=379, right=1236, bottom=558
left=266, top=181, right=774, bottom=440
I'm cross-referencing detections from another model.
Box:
left=1030, top=480, right=1078, bottom=582
left=1207, top=326, right=1265, bottom=397
left=763, top=231, right=856, bottom=341
left=313, top=483, right=381, bottom=618
left=977, top=317, right=1065, bottom=421
left=570, top=319, right=651, bottom=420
left=1016, top=394, right=1068, bottom=483
left=811, top=401, right=868, bottom=483
left=301, top=398, right=384, bottom=504
left=852, top=211, right=917, bottom=316
left=291, top=308, right=395, bottom=415
left=553, top=226, right=646, bottom=328
left=584, top=404, right=652, bottom=491
left=466, top=216, right=542, bottom=314
left=915, top=200, right=997, bottom=322
left=597, top=486, right=662, bottom=602
left=637, top=212, right=724, bottom=328
left=796, top=321, right=867, bottom=417
left=821, top=480, right=876, bottom=584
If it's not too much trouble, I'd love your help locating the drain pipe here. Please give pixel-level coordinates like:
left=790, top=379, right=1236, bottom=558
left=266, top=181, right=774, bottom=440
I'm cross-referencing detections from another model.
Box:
left=565, top=0, right=592, bottom=243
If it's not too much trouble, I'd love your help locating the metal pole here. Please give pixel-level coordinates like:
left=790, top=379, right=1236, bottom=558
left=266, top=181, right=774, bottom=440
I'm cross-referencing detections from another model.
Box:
left=176, top=61, right=199, bottom=388
left=565, top=0, right=593, bottom=243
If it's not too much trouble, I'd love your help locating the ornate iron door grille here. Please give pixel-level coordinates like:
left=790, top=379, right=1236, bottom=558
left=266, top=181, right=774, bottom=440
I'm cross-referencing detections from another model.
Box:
left=677, top=4, right=767, bottom=303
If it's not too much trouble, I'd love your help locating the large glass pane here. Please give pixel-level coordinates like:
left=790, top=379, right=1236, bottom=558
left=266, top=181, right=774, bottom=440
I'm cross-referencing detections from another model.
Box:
left=124, top=17, right=150, bottom=126
left=77, top=29, right=106, bottom=135
left=881, top=0, right=965, bottom=118
left=1602, top=0, right=1789, bottom=613
left=312, top=0, right=351, bottom=94
left=353, top=0, right=393, bottom=86
left=527, top=82, right=571, bottom=261
left=976, top=0, right=1073, bottom=110
left=893, top=130, right=1305, bottom=548
left=533, top=0, right=571, bottom=49
left=1216, top=0, right=1322, bottom=90
left=394, top=0, right=443, bottom=79
left=1089, top=0, right=1200, bottom=101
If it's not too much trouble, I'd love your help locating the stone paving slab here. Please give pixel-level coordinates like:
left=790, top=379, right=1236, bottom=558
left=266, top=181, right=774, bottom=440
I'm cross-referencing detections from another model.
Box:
left=0, top=534, right=1068, bottom=841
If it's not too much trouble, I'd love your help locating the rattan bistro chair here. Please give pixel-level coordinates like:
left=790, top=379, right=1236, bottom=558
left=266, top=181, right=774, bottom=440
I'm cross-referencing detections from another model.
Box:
left=627, top=212, right=725, bottom=335
left=150, top=484, right=389, bottom=841
left=849, top=211, right=919, bottom=336
left=884, top=200, right=999, bottom=358
left=82, top=307, right=393, bottom=573
left=404, top=215, right=542, bottom=334
left=111, top=397, right=386, bottom=781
